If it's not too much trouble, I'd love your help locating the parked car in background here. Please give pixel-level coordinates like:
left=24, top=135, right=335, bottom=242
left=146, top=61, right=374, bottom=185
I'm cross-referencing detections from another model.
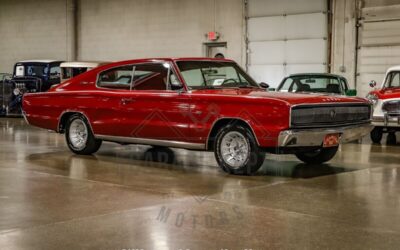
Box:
left=276, top=73, right=357, bottom=96
left=0, top=60, right=63, bottom=115
left=0, top=73, right=12, bottom=116
left=367, top=66, right=400, bottom=144
left=23, top=58, right=372, bottom=175
left=60, top=61, right=109, bottom=82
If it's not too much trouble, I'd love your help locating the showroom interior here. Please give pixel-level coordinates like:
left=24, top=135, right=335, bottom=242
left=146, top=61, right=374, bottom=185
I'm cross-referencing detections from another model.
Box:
left=1, top=0, right=400, bottom=249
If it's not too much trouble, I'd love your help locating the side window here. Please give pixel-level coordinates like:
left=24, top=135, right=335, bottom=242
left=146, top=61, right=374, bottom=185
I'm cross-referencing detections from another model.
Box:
left=180, top=69, right=204, bottom=87
left=388, top=72, right=400, bottom=87
left=62, top=68, right=72, bottom=80
left=341, top=79, right=348, bottom=91
left=98, top=65, right=133, bottom=90
left=50, top=66, right=61, bottom=80
left=133, top=63, right=169, bottom=91
left=280, top=78, right=296, bottom=92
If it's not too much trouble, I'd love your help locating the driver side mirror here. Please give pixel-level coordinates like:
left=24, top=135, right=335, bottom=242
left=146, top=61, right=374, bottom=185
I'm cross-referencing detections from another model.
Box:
left=369, top=80, right=377, bottom=88
left=259, top=82, right=269, bottom=89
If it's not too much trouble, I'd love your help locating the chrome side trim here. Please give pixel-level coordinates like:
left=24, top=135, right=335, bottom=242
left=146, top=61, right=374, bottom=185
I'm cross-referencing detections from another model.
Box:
left=95, top=134, right=206, bottom=150
left=205, top=117, right=260, bottom=150
left=278, top=123, right=373, bottom=147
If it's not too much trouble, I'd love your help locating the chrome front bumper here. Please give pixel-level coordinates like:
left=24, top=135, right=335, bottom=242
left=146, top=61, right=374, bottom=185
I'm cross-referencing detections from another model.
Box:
left=278, top=123, right=373, bottom=147
left=372, top=115, right=400, bottom=127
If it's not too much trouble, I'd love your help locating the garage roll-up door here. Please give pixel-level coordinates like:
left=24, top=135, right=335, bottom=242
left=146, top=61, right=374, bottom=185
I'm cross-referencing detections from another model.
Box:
left=357, top=5, right=400, bottom=97
left=246, top=0, right=329, bottom=87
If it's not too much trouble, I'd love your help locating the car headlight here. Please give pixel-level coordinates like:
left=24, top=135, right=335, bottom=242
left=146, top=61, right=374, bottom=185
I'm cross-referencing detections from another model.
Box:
left=13, top=88, right=21, bottom=96
left=366, top=93, right=379, bottom=106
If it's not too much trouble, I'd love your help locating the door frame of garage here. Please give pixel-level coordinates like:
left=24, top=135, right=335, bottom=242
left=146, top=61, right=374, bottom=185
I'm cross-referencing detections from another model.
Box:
left=244, top=0, right=333, bottom=73
left=203, top=42, right=228, bottom=58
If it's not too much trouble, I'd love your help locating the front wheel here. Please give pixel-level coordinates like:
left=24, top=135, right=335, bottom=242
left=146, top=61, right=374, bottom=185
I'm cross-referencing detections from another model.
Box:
left=370, top=127, right=383, bottom=144
left=295, top=147, right=338, bottom=164
left=214, top=124, right=265, bottom=175
left=65, top=114, right=102, bottom=155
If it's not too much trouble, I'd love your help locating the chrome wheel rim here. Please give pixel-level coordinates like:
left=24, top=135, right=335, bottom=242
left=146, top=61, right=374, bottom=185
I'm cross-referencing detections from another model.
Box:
left=220, top=131, right=250, bottom=169
left=69, top=119, right=88, bottom=150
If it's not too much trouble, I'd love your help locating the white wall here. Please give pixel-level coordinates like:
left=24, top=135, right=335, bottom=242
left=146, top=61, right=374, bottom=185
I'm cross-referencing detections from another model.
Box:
left=0, top=0, right=244, bottom=73
left=0, top=0, right=69, bottom=73
left=77, top=0, right=245, bottom=65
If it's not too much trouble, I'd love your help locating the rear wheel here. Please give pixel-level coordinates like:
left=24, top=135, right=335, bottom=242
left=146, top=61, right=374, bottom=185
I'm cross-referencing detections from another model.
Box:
left=65, top=114, right=102, bottom=155
left=370, top=127, right=383, bottom=144
left=295, top=147, right=338, bottom=164
left=214, top=124, right=265, bottom=175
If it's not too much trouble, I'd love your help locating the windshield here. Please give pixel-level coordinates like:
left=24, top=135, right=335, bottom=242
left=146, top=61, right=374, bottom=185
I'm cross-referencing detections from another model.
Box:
left=62, top=67, right=88, bottom=80
left=15, top=64, right=49, bottom=77
left=277, top=75, right=343, bottom=94
left=176, top=61, right=259, bottom=89
left=384, top=71, right=400, bottom=88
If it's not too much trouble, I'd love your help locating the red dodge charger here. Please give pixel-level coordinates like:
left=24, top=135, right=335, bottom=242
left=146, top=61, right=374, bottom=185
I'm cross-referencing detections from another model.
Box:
left=23, top=58, right=372, bottom=175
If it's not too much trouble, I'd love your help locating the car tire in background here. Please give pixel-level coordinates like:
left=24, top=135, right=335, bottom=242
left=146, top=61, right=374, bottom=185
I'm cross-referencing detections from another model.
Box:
left=370, top=127, right=383, bottom=144
left=295, top=147, right=338, bottom=164
left=214, top=124, right=265, bottom=175
left=387, top=132, right=397, bottom=145
left=65, top=114, right=102, bottom=155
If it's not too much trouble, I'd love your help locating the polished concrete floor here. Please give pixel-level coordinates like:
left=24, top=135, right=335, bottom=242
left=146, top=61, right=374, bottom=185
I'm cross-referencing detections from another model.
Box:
left=1, top=118, right=400, bottom=249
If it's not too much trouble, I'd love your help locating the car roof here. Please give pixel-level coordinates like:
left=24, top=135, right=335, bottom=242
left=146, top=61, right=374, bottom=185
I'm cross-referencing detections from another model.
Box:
left=102, top=57, right=234, bottom=66
left=60, top=61, right=110, bottom=68
left=287, top=73, right=345, bottom=78
left=17, top=59, right=62, bottom=64
left=387, top=65, right=400, bottom=72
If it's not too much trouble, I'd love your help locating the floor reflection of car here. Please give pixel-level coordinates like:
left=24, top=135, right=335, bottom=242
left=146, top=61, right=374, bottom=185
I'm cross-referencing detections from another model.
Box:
left=60, top=61, right=109, bottom=82
left=23, top=58, right=372, bottom=175
left=1, top=60, right=63, bottom=115
left=367, top=66, right=400, bottom=144
left=276, top=73, right=357, bottom=96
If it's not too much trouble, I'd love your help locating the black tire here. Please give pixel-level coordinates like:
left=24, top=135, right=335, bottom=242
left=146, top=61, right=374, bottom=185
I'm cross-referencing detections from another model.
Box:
left=370, top=127, right=383, bottom=144
left=387, top=132, right=397, bottom=145
left=214, top=124, right=265, bottom=175
left=65, top=114, right=102, bottom=155
left=295, top=147, right=338, bottom=164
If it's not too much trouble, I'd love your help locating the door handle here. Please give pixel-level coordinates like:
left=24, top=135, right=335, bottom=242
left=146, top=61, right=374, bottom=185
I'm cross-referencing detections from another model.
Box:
left=121, top=98, right=134, bottom=105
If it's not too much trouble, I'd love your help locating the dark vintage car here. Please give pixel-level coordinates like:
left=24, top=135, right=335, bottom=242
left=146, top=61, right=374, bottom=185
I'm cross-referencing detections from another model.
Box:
left=0, top=60, right=63, bottom=115
left=276, top=73, right=357, bottom=96
left=23, top=58, right=372, bottom=175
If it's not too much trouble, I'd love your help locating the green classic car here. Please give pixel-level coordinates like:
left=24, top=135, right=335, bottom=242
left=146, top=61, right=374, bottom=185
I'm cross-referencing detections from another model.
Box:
left=276, top=73, right=357, bottom=96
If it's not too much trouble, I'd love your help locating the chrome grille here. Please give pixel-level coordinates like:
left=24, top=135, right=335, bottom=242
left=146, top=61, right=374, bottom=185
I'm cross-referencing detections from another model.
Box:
left=291, top=104, right=371, bottom=128
left=11, top=78, right=41, bottom=92
left=382, top=100, right=400, bottom=114
left=14, top=82, right=26, bottom=90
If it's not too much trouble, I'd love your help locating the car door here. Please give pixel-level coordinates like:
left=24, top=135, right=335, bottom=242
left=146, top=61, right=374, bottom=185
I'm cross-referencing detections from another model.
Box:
left=92, top=64, right=135, bottom=137
left=119, top=62, right=191, bottom=142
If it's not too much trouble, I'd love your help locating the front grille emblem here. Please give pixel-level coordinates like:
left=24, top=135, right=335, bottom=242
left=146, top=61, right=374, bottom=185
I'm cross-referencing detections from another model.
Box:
left=330, top=110, right=336, bottom=120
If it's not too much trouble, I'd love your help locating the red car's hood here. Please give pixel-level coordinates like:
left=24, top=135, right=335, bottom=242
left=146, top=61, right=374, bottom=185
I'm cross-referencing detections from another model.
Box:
left=192, top=88, right=368, bottom=105
left=370, top=88, right=400, bottom=100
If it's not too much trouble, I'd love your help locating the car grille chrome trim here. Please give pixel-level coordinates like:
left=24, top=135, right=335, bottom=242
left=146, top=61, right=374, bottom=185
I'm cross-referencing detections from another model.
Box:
left=382, top=100, right=400, bottom=114
left=290, top=104, right=371, bottom=128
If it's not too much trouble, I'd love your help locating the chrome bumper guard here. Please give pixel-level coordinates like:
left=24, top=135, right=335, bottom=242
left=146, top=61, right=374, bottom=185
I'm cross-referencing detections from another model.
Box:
left=278, top=123, right=373, bottom=147
left=372, top=114, right=400, bottom=128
